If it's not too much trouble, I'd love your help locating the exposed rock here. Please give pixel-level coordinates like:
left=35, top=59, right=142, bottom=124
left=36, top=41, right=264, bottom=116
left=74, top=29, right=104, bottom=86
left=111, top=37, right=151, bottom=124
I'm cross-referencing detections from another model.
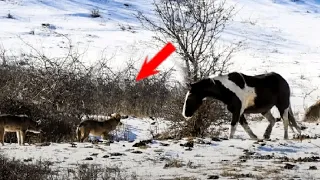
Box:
left=23, top=158, right=32, bottom=162
left=160, top=142, right=170, bottom=146
left=131, top=150, right=143, bottom=154
left=207, top=175, right=219, bottom=179
left=309, top=166, right=317, bottom=170
left=284, top=163, right=295, bottom=169
left=70, top=142, right=77, bottom=147
left=211, top=137, right=221, bottom=142
left=110, top=152, right=125, bottom=156
left=132, top=139, right=153, bottom=147
left=84, top=157, right=93, bottom=160
left=301, top=125, right=308, bottom=130
left=180, top=141, right=194, bottom=148
left=240, top=159, right=247, bottom=162
left=260, top=142, right=267, bottom=146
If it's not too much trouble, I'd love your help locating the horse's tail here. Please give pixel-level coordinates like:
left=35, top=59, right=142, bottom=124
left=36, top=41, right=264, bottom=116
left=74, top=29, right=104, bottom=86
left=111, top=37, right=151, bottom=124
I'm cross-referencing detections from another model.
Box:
left=288, top=106, right=302, bottom=137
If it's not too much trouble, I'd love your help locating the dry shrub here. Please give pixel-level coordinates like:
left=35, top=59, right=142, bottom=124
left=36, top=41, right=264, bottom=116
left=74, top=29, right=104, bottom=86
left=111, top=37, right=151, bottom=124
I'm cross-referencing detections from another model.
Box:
left=0, top=154, right=53, bottom=180
left=0, top=154, right=138, bottom=180
left=0, top=41, right=181, bottom=142
left=68, top=164, right=137, bottom=180
left=0, top=32, right=232, bottom=142
left=158, top=84, right=231, bottom=139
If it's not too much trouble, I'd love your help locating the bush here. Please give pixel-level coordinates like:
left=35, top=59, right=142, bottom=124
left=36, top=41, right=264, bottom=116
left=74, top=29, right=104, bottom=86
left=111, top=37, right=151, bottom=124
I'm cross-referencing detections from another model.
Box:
left=161, top=92, right=231, bottom=138
left=0, top=154, right=138, bottom=180
left=0, top=154, right=53, bottom=180
left=0, top=37, right=230, bottom=142
left=67, top=164, right=138, bottom=180
left=91, top=9, right=101, bottom=18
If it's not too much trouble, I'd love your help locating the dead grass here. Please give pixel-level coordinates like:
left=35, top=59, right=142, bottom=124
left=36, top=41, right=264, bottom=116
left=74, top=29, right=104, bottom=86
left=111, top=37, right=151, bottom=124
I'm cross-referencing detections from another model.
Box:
left=0, top=154, right=139, bottom=180
left=158, top=177, right=198, bottom=180
left=220, top=170, right=261, bottom=179
left=163, top=159, right=185, bottom=169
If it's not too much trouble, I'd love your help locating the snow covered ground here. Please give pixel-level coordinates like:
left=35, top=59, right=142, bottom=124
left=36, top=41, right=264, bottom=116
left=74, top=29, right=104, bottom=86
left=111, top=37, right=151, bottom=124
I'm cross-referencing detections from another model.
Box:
left=1, top=0, right=320, bottom=179
left=1, top=116, right=320, bottom=179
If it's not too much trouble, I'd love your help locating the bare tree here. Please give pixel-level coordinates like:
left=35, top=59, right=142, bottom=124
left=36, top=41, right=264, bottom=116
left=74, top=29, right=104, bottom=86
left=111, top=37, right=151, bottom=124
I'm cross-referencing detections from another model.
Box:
left=136, top=0, right=242, bottom=82
left=136, top=0, right=240, bottom=137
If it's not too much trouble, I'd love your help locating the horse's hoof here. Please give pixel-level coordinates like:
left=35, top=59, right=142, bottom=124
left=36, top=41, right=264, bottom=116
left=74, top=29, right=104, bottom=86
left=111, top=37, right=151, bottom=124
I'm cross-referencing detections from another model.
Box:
left=251, top=136, right=258, bottom=140
left=263, top=135, right=270, bottom=140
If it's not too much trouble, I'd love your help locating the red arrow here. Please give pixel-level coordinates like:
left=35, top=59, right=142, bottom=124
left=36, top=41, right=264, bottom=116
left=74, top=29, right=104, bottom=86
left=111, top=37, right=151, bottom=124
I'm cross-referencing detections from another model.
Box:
left=136, top=42, right=176, bottom=81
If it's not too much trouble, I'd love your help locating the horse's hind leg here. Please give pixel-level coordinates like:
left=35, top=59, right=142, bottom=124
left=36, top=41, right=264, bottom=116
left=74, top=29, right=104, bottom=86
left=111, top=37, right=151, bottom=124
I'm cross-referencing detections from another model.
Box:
left=261, top=110, right=276, bottom=139
left=277, top=106, right=290, bottom=139
left=239, top=115, right=258, bottom=139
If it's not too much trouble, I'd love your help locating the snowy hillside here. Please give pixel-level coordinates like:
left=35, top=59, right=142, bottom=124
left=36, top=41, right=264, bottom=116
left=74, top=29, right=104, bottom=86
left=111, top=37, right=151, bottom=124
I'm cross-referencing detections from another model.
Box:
left=1, top=0, right=320, bottom=115
left=1, top=0, right=320, bottom=179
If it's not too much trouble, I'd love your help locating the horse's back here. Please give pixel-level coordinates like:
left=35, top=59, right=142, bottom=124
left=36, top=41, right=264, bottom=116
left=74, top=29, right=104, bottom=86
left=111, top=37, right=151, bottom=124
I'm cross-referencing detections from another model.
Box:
left=242, top=72, right=288, bottom=89
left=247, top=72, right=283, bottom=81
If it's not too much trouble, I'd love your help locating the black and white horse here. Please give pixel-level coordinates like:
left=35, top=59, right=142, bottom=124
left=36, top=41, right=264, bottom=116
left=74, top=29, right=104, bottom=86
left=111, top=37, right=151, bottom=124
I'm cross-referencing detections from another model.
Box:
left=182, top=72, right=301, bottom=140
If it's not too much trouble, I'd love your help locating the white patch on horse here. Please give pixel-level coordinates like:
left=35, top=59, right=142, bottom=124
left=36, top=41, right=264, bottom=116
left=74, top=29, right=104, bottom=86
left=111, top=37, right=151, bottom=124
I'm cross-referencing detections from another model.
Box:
left=182, top=91, right=191, bottom=119
left=212, top=75, right=257, bottom=115
left=283, top=107, right=290, bottom=139
left=229, top=123, right=238, bottom=138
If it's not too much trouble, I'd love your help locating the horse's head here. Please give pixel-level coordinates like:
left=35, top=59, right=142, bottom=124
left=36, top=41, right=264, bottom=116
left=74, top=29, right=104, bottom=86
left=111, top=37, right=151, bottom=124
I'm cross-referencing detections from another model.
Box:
left=182, top=78, right=216, bottom=119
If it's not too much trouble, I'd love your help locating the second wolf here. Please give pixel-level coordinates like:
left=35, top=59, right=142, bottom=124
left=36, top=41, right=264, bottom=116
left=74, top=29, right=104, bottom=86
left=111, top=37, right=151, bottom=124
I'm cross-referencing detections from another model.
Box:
left=76, top=113, right=123, bottom=142
left=0, top=114, right=42, bottom=146
left=303, top=100, right=320, bottom=122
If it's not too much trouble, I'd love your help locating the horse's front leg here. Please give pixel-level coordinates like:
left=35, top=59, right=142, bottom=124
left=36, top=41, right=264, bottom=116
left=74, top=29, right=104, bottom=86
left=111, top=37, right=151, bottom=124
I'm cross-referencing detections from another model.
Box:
left=229, top=110, right=241, bottom=139
left=239, top=115, right=258, bottom=140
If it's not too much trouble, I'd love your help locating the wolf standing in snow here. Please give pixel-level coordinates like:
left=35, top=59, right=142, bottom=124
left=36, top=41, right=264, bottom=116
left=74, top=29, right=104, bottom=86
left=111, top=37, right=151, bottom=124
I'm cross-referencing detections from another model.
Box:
left=0, top=114, right=41, bottom=146
left=76, top=113, right=123, bottom=142
left=303, top=100, right=320, bottom=122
